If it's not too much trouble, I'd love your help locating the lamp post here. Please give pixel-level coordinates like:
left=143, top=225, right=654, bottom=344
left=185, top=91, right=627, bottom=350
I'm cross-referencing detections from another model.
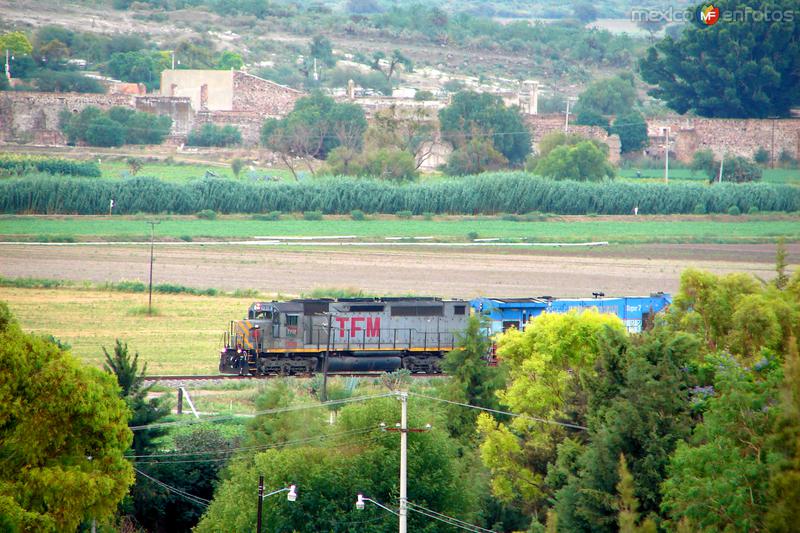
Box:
left=662, top=127, right=671, bottom=184
left=256, top=479, right=297, bottom=533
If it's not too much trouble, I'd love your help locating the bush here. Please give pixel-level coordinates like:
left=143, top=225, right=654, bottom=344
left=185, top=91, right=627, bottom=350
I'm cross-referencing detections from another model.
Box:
left=187, top=124, right=242, bottom=147
left=0, top=155, right=100, bottom=177
left=753, top=147, right=770, bottom=166
left=422, top=212, right=434, bottom=220
left=396, top=210, right=413, bottom=219
left=693, top=203, right=707, bottom=215
left=303, top=210, right=323, bottom=220
left=252, top=211, right=282, bottom=221
left=60, top=106, right=171, bottom=147
left=350, top=209, right=366, bottom=220
left=35, top=70, right=105, bottom=93
left=778, top=149, right=798, bottom=168
left=747, top=206, right=759, bottom=215
left=727, top=205, right=741, bottom=216
left=196, top=209, right=217, bottom=220
left=467, top=231, right=479, bottom=240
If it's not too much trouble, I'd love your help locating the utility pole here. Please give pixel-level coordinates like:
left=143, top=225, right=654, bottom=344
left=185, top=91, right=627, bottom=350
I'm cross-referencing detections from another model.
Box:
left=564, top=98, right=575, bottom=132
left=322, top=312, right=332, bottom=402
left=399, top=391, right=408, bottom=533
left=256, top=475, right=264, bottom=533
left=147, top=221, right=160, bottom=315
left=770, top=117, right=777, bottom=169
left=663, top=127, right=670, bottom=184
left=718, top=155, right=724, bottom=183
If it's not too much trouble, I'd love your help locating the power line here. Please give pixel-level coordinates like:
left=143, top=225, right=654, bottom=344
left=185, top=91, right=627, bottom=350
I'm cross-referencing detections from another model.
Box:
left=406, top=501, right=496, bottom=533
left=130, top=392, right=395, bottom=432
left=134, top=467, right=210, bottom=507
left=407, top=391, right=588, bottom=431
left=126, top=426, right=377, bottom=459
left=133, top=432, right=392, bottom=465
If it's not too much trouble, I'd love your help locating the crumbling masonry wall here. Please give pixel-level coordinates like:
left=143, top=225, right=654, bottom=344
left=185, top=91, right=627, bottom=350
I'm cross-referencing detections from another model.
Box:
left=524, top=114, right=622, bottom=164
left=647, top=117, right=800, bottom=163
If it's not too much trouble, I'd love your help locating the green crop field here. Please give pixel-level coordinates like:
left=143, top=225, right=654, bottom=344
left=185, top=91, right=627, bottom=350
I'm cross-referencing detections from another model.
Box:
left=0, top=287, right=249, bottom=374
left=98, top=160, right=295, bottom=183
left=618, top=167, right=800, bottom=186
left=1, top=214, right=798, bottom=244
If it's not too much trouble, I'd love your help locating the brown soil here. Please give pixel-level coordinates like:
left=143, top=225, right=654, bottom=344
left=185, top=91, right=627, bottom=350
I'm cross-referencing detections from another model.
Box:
left=0, top=243, right=789, bottom=298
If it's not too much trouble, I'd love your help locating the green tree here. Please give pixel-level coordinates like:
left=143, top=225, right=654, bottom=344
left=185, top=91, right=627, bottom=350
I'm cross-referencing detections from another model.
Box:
left=0, top=31, right=33, bottom=56
left=611, top=111, right=649, bottom=153
left=639, top=0, right=800, bottom=117
left=106, top=50, right=167, bottom=89
left=103, top=339, right=170, bottom=455
left=765, top=337, right=800, bottom=532
left=575, top=75, right=638, bottom=116
left=439, top=91, right=531, bottom=164
left=126, top=156, right=143, bottom=175
left=573, top=3, right=598, bottom=23
left=196, top=398, right=480, bottom=532
left=85, top=116, right=126, bottom=147
left=661, top=356, right=781, bottom=532
left=0, top=302, right=133, bottom=532
left=187, top=123, right=242, bottom=147
left=575, top=109, right=609, bottom=130
left=535, top=140, right=615, bottom=181
left=261, top=92, right=367, bottom=177
left=371, top=49, right=412, bottom=82
left=441, top=314, right=504, bottom=440
left=359, top=148, right=418, bottom=181
left=617, top=455, right=657, bottom=533
left=775, top=237, right=789, bottom=290
left=231, top=157, right=245, bottom=178
left=215, top=50, right=244, bottom=70
left=130, top=427, right=237, bottom=532
left=309, top=35, right=335, bottom=67
left=477, top=310, right=626, bottom=513
left=445, top=138, right=509, bottom=175
left=551, top=330, right=698, bottom=532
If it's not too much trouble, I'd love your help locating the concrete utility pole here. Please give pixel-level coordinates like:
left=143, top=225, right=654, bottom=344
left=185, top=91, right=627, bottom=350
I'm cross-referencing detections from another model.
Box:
left=147, top=221, right=160, bottom=315
left=663, top=127, right=670, bottom=184
left=399, top=391, right=408, bottom=533
left=564, top=98, right=573, bottom=132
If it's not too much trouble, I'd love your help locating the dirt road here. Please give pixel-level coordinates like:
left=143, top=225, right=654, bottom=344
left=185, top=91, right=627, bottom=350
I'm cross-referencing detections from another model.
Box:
left=0, top=243, right=791, bottom=297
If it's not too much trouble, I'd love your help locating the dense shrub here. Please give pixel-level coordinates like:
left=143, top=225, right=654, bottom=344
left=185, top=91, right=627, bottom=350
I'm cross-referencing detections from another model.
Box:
left=303, top=210, right=323, bottom=220
left=0, top=155, right=100, bottom=177
left=60, top=106, right=171, bottom=146
left=350, top=209, right=366, bottom=220
left=187, top=123, right=242, bottom=147
left=35, top=70, right=105, bottom=93
left=1, top=174, right=799, bottom=216
left=196, top=209, right=217, bottom=220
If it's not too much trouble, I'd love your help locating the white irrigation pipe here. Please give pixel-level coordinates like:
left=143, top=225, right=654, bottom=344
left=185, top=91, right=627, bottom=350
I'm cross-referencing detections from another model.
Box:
left=0, top=241, right=609, bottom=247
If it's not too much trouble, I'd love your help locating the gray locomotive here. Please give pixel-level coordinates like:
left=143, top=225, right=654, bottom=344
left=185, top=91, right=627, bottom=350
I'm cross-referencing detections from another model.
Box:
left=220, top=297, right=469, bottom=375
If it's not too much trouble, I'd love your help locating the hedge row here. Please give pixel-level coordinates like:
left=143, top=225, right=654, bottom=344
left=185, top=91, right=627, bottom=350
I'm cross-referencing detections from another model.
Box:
left=0, top=155, right=101, bottom=177
left=1, top=173, right=798, bottom=215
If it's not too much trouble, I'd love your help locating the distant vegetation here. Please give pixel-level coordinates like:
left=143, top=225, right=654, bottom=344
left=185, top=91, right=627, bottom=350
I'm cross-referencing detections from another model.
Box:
left=1, top=174, right=798, bottom=216
left=59, top=106, right=172, bottom=147
left=187, top=123, right=243, bottom=147
left=0, top=155, right=100, bottom=177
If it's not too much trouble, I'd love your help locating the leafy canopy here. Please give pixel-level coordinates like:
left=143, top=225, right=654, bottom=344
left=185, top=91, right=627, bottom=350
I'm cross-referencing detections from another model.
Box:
left=640, top=0, right=800, bottom=117
left=0, top=303, right=133, bottom=532
left=439, top=91, right=531, bottom=165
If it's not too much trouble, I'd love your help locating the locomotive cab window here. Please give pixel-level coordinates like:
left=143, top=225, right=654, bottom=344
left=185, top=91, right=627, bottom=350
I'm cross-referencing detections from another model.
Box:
left=253, top=310, right=272, bottom=320
left=453, top=305, right=466, bottom=315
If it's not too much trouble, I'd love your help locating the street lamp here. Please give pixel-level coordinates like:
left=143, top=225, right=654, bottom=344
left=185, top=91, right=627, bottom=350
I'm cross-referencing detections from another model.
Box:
left=355, top=494, right=399, bottom=515
left=256, top=479, right=297, bottom=533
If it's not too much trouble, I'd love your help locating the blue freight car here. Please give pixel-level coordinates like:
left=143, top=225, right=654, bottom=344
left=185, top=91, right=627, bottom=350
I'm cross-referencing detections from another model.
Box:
left=469, top=292, right=671, bottom=335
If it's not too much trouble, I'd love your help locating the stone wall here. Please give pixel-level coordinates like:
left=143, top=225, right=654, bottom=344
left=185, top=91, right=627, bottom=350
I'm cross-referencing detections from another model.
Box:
left=646, top=116, right=800, bottom=163
left=135, top=96, right=193, bottom=135
left=0, top=91, right=134, bottom=144
left=196, top=110, right=265, bottom=146
left=524, top=114, right=622, bottom=164
left=231, top=71, right=302, bottom=116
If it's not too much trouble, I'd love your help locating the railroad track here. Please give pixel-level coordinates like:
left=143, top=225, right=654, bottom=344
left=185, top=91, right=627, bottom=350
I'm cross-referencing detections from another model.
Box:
left=144, top=372, right=447, bottom=382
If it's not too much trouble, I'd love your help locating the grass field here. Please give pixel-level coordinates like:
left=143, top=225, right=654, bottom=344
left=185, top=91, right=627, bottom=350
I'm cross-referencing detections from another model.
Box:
left=0, top=287, right=250, bottom=374
left=617, top=167, right=800, bottom=186
left=1, top=214, right=798, bottom=244
left=98, top=160, right=295, bottom=183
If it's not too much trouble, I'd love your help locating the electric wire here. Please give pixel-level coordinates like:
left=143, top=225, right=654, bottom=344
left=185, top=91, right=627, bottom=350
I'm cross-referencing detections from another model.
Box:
left=406, top=502, right=496, bottom=533
left=407, top=391, right=588, bottom=430
left=126, top=425, right=377, bottom=459
left=134, top=467, right=210, bottom=507
left=130, top=392, right=395, bottom=431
